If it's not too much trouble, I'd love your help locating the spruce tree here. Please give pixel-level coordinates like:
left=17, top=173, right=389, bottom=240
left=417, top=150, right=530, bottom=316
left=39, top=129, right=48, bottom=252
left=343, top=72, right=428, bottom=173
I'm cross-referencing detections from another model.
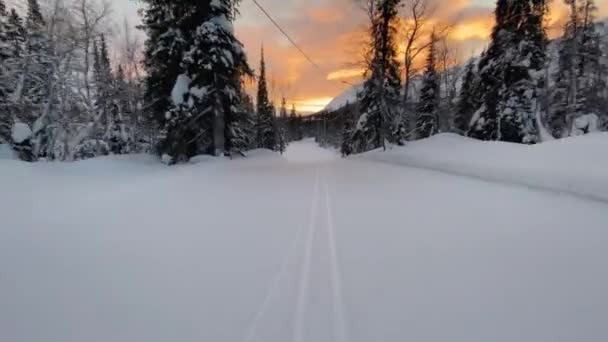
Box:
left=454, top=61, right=479, bottom=135
left=256, top=46, right=277, bottom=150
left=179, top=0, right=252, bottom=157
left=142, top=0, right=188, bottom=157
left=143, top=0, right=253, bottom=162
left=23, top=0, right=50, bottom=117
left=107, top=65, right=132, bottom=154
left=96, top=35, right=113, bottom=132
left=469, top=0, right=546, bottom=144
left=548, top=0, right=603, bottom=137
left=0, top=1, right=11, bottom=141
left=351, top=0, right=402, bottom=153
left=415, top=33, right=440, bottom=139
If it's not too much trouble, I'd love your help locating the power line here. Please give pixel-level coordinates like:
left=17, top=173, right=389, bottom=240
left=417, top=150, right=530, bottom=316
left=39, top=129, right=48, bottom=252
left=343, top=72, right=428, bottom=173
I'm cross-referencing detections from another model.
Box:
left=250, top=0, right=322, bottom=70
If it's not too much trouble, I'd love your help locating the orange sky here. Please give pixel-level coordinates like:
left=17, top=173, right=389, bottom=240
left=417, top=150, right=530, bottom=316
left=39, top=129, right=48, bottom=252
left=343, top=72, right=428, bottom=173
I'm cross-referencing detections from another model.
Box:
left=235, top=0, right=608, bottom=113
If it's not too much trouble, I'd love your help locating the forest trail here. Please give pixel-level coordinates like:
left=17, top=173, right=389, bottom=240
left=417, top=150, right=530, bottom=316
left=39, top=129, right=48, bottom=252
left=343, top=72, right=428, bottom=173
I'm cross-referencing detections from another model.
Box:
left=1, top=140, right=607, bottom=342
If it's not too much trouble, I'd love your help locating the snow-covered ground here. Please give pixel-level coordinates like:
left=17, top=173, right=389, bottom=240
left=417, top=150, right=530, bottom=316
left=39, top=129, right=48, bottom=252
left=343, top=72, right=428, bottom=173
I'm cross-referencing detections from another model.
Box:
left=1, top=137, right=608, bottom=342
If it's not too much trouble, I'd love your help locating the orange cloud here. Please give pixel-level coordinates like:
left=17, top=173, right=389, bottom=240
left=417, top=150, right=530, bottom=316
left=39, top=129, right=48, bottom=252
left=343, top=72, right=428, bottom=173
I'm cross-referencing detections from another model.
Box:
left=327, top=68, right=365, bottom=81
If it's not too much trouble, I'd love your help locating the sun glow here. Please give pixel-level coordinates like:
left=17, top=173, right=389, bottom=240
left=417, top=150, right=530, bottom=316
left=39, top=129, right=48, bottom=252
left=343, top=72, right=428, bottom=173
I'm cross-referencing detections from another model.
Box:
left=292, top=97, right=335, bottom=114
left=326, top=68, right=365, bottom=81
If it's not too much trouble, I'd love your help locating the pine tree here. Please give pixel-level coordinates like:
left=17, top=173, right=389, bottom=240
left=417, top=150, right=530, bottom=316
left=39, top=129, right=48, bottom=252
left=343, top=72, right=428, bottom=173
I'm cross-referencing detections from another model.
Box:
left=279, top=97, right=288, bottom=119
left=184, top=0, right=253, bottom=156
left=415, top=33, right=440, bottom=139
left=23, top=0, right=50, bottom=116
left=93, top=35, right=114, bottom=149
left=454, top=61, right=479, bottom=135
left=287, top=104, right=299, bottom=141
left=142, top=0, right=189, bottom=156
left=144, top=0, right=252, bottom=162
left=107, top=65, right=133, bottom=154
left=256, top=46, right=277, bottom=150
left=469, top=0, right=546, bottom=144
left=0, top=1, right=11, bottom=142
left=351, top=0, right=402, bottom=153
left=548, top=0, right=604, bottom=137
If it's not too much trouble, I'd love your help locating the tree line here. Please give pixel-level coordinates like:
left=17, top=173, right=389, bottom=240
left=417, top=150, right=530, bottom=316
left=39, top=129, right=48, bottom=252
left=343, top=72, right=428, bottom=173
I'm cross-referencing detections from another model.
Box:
left=0, top=0, right=305, bottom=164
left=1, top=0, right=605, bottom=163
left=339, top=0, right=606, bottom=155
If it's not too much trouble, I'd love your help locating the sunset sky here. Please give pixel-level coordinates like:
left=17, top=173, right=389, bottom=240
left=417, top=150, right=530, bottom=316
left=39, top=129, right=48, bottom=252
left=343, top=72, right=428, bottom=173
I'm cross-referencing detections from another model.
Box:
left=113, top=0, right=607, bottom=113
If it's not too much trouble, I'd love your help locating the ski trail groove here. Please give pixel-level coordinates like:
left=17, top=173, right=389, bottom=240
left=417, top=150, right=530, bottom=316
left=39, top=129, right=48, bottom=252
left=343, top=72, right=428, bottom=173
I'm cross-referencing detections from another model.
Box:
left=324, top=176, right=349, bottom=342
left=292, top=167, right=321, bottom=342
left=243, top=169, right=319, bottom=342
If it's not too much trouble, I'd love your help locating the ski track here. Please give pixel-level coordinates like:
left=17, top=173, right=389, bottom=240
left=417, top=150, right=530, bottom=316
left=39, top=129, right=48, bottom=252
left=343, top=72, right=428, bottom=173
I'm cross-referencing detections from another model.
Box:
left=242, top=169, right=319, bottom=342
left=292, top=167, right=321, bottom=342
left=323, top=175, right=349, bottom=342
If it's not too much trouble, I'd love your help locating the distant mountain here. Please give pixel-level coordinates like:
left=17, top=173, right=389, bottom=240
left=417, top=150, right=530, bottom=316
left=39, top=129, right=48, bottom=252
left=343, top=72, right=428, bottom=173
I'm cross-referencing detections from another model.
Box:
left=323, top=84, right=363, bottom=112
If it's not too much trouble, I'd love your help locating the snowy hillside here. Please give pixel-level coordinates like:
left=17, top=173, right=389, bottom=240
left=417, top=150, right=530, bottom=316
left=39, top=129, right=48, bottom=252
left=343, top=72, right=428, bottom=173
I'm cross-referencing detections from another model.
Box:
left=2, top=137, right=608, bottom=342
left=323, top=84, right=363, bottom=111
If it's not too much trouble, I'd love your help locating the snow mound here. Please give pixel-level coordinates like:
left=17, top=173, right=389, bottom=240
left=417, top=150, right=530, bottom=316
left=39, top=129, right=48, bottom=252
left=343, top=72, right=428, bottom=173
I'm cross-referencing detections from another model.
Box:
left=360, top=133, right=608, bottom=203
left=171, top=74, right=192, bottom=106
left=11, top=123, right=32, bottom=143
left=0, top=144, right=15, bottom=159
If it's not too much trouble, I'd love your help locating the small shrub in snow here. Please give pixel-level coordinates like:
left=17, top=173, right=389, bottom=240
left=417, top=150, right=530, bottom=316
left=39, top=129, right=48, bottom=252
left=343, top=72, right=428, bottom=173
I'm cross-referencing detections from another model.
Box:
left=73, top=140, right=109, bottom=161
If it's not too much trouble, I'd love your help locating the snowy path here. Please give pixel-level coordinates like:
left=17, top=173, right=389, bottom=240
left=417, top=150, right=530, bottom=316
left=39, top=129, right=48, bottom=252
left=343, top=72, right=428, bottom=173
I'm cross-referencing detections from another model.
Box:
left=1, top=140, right=608, bottom=342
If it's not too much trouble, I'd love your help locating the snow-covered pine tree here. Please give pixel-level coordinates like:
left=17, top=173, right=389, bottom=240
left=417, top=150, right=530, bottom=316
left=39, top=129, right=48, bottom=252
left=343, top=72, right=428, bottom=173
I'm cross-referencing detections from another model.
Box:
left=415, top=32, right=440, bottom=139
left=256, top=46, right=277, bottom=150
left=0, top=0, right=11, bottom=142
left=548, top=0, right=604, bottom=137
left=469, top=0, right=546, bottom=144
left=350, top=0, right=402, bottom=153
left=22, top=0, right=50, bottom=122
left=95, top=35, right=113, bottom=141
left=143, top=0, right=252, bottom=162
left=4, top=9, right=36, bottom=160
left=181, top=0, right=253, bottom=157
left=575, top=0, right=605, bottom=129
left=107, top=65, right=133, bottom=154
left=141, top=0, right=189, bottom=157
left=454, top=60, right=479, bottom=135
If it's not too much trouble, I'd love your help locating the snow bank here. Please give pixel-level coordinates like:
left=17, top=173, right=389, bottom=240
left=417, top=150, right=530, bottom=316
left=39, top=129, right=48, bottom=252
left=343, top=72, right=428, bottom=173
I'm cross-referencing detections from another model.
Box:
left=11, top=122, right=32, bottom=143
left=360, top=133, right=608, bottom=203
left=0, top=144, right=15, bottom=159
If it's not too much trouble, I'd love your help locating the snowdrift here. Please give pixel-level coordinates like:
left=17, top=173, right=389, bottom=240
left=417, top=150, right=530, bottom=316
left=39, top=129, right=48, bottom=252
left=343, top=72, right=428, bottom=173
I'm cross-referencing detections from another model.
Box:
left=0, top=144, right=14, bottom=160
left=360, top=133, right=608, bottom=203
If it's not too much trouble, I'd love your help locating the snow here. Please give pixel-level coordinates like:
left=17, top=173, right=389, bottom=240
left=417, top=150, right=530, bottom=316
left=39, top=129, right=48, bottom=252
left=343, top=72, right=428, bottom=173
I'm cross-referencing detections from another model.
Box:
left=363, top=133, right=608, bottom=203
left=1, top=138, right=608, bottom=342
left=11, top=122, right=32, bottom=143
left=283, top=138, right=338, bottom=163
left=171, top=74, right=192, bottom=106
left=0, top=144, right=15, bottom=159
left=572, top=113, right=600, bottom=135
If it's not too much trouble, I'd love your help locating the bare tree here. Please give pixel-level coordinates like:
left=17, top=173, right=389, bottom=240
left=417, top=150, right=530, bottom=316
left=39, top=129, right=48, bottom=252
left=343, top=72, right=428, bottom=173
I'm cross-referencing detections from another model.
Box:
left=436, top=36, right=462, bottom=131
left=72, top=0, right=111, bottom=107
left=401, top=0, right=434, bottom=106
left=119, top=17, right=142, bottom=82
